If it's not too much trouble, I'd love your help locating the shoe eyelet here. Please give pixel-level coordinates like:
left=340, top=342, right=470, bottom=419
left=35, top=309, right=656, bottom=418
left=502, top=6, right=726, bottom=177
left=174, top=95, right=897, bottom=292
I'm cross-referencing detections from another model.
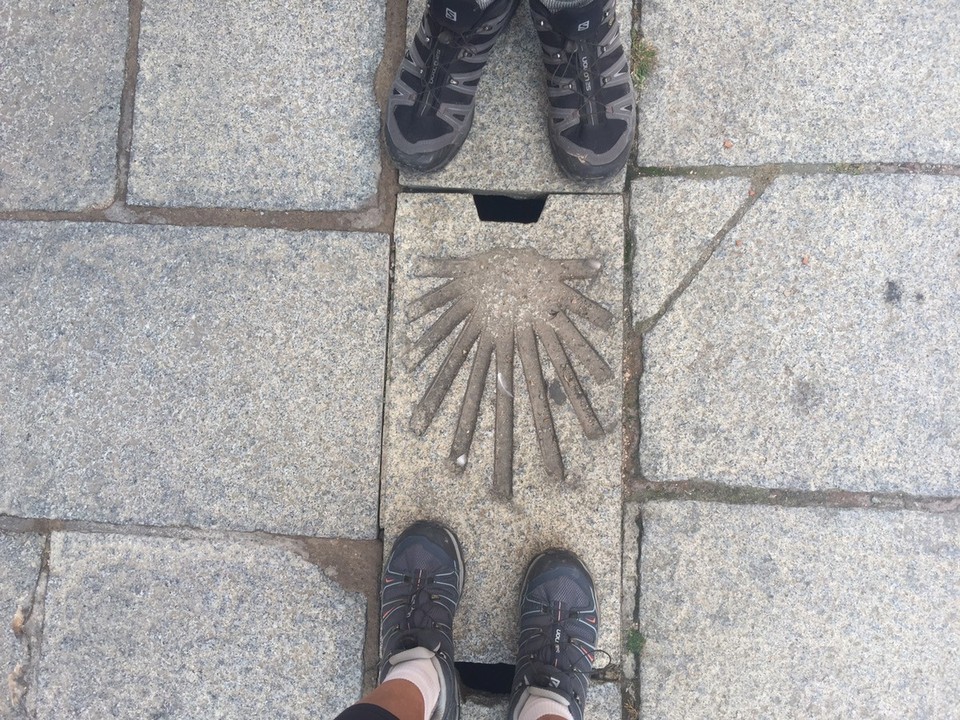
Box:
left=554, top=52, right=562, bottom=59
left=450, top=79, right=459, bottom=85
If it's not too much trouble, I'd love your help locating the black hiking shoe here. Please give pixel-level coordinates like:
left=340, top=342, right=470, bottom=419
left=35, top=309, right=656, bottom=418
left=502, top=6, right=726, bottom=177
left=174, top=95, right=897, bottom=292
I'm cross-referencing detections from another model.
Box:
left=507, top=549, right=599, bottom=720
left=385, top=0, right=521, bottom=172
left=529, top=0, right=636, bottom=181
left=379, top=521, right=465, bottom=720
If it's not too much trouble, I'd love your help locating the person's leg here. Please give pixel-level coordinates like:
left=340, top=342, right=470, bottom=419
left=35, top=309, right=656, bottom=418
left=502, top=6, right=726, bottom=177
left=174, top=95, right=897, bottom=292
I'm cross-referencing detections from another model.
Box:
left=332, top=521, right=465, bottom=720
left=507, top=549, right=599, bottom=720
left=331, top=678, right=424, bottom=720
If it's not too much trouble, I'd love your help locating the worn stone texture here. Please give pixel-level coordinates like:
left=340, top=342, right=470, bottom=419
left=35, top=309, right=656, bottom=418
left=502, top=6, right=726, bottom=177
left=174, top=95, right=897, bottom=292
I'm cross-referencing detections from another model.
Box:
left=0, top=534, right=44, bottom=718
left=129, top=1, right=384, bottom=210
left=639, top=501, right=960, bottom=719
left=640, top=174, right=960, bottom=495
left=36, top=532, right=365, bottom=719
left=462, top=682, right=621, bottom=719
left=637, top=0, right=960, bottom=166
left=398, top=0, right=632, bottom=194
left=0, top=1, right=126, bottom=210
left=0, top=221, right=388, bottom=538
left=384, top=193, right=623, bottom=663
left=630, top=177, right=752, bottom=323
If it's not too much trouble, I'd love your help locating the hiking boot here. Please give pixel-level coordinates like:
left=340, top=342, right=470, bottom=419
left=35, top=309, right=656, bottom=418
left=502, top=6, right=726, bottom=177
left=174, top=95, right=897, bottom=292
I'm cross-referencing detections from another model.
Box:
left=380, top=521, right=465, bottom=720
left=507, top=549, right=599, bottom=720
left=385, top=0, right=521, bottom=172
left=529, top=0, right=636, bottom=181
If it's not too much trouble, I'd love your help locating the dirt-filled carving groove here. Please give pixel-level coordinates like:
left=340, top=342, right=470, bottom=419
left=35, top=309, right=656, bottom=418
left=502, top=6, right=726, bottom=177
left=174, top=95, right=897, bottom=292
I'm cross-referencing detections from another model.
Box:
left=407, top=248, right=614, bottom=497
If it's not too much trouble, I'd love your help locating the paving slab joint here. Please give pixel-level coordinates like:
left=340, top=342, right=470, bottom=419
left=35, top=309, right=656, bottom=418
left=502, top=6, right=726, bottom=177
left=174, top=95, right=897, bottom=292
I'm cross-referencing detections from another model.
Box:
left=621, top=507, right=643, bottom=720
left=633, top=162, right=960, bottom=180
left=114, top=0, right=144, bottom=205
left=625, top=481, right=960, bottom=514
left=621, top=186, right=641, bottom=482
left=635, top=169, right=775, bottom=335
left=6, top=534, right=50, bottom=718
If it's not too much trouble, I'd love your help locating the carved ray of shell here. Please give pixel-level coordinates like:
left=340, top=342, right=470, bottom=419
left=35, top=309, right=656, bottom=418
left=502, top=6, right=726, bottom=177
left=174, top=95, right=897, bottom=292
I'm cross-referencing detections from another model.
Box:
left=407, top=248, right=613, bottom=497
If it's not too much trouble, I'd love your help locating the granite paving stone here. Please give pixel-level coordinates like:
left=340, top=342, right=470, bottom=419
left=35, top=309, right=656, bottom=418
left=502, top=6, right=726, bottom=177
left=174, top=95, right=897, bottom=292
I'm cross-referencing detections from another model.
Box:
left=1, top=533, right=44, bottom=718
left=638, top=501, right=960, bottom=719
left=383, top=193, right=623, bottom=663
left=637, top=0, right=960, bottom=166
left=0, top=1, right=127, bottom=211
left=0, top=221, right=389, bottom=537
left=36, top=532, right=366, bottom=719
left=640, top=174, right=960, bottom=495
left=630, top=176, right=752, bottom=323
left=128, top=0, right=384, bottom=210
left=399, top=0, right=632, bottom=194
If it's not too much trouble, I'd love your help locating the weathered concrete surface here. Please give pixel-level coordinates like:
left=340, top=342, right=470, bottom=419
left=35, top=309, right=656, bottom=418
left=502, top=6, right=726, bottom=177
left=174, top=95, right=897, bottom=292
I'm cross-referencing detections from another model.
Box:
left=462, top=681, right=621, bottom=719
left=0, top=534, right=44, bottom=718
left=0, top=1, right=127, bottom=210
left=36, top=532, right=366, bottom=719
left=398, top=0, right=632, bottom=194
left=0, top=221, right=389, bottom=537
left=129, top=1, right=384, bottom=210
left=638, top=501, right=960, bottom=719
left=640, top=174, right=960, bottom=495
left=383, top=193, right=623, bottom=663
left=630, top=176, right=752, bottom=323
left=637, top=0, right=960, bottom=166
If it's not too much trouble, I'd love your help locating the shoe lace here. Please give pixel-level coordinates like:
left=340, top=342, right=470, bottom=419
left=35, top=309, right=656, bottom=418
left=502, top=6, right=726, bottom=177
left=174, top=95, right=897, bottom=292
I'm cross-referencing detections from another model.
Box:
left=550, top=38, right=608, bottom=124
left=414, top=21, right=488, bottom=116
left=384, top=569, right=453, bottom=637
left=540, top=7, right=616, bottom=124
left=525, top=600, right=596, bottom=675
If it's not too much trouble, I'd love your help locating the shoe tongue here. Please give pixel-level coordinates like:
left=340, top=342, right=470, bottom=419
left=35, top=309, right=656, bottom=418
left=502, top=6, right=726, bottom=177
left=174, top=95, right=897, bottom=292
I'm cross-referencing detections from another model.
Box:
left=547, top=2, right=607, bottom=40
left=429, top=0, right=488, bottom=33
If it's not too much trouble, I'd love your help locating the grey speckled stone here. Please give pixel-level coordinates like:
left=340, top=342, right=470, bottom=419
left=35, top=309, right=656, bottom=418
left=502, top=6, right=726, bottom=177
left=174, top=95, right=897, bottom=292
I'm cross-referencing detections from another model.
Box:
left=0, top=534, right=44, bottom=718
left=639, top=502, right=960, bottom=719
left=129, top=1, right=383, bottom=210
left=630, top=177, right=752, bottom=323
left=0, top=2, right=126, bottom=211
left=0, top=221, right=388, bottom=537
left=399, top=0, right=632, bottom=194
left=37, top=533, right=365, bottom=719
left=637, top=0, right=960, bottom=166
left=383, top=193, right=623, bottom=663
left=640, top=175, right=960, bottom=494
left=462, top=682, right=621, bottom=719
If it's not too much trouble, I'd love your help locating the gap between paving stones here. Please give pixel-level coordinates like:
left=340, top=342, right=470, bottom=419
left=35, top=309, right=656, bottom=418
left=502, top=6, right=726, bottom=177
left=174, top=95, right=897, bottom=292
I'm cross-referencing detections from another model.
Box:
left=114, top=0, right=143, bottom=205
left=0, top=517, right=385, bottom=695
left=6, top=535, right=50, bottom=718
left=632, top=161, right=960, bottom=180
left=4, top=165, right=955, bottom=235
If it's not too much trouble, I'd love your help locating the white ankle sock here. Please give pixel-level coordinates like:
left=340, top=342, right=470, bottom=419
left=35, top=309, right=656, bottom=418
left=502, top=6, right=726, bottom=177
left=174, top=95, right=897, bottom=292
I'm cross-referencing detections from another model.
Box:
left=517, top=694, right=575, bottom=720
left=384, top=656, right=441, bottom=720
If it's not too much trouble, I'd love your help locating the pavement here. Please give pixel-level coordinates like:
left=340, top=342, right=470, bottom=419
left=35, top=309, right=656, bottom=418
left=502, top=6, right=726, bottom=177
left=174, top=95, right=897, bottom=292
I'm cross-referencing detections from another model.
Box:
left=1, top=1, right=958, bottom=719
